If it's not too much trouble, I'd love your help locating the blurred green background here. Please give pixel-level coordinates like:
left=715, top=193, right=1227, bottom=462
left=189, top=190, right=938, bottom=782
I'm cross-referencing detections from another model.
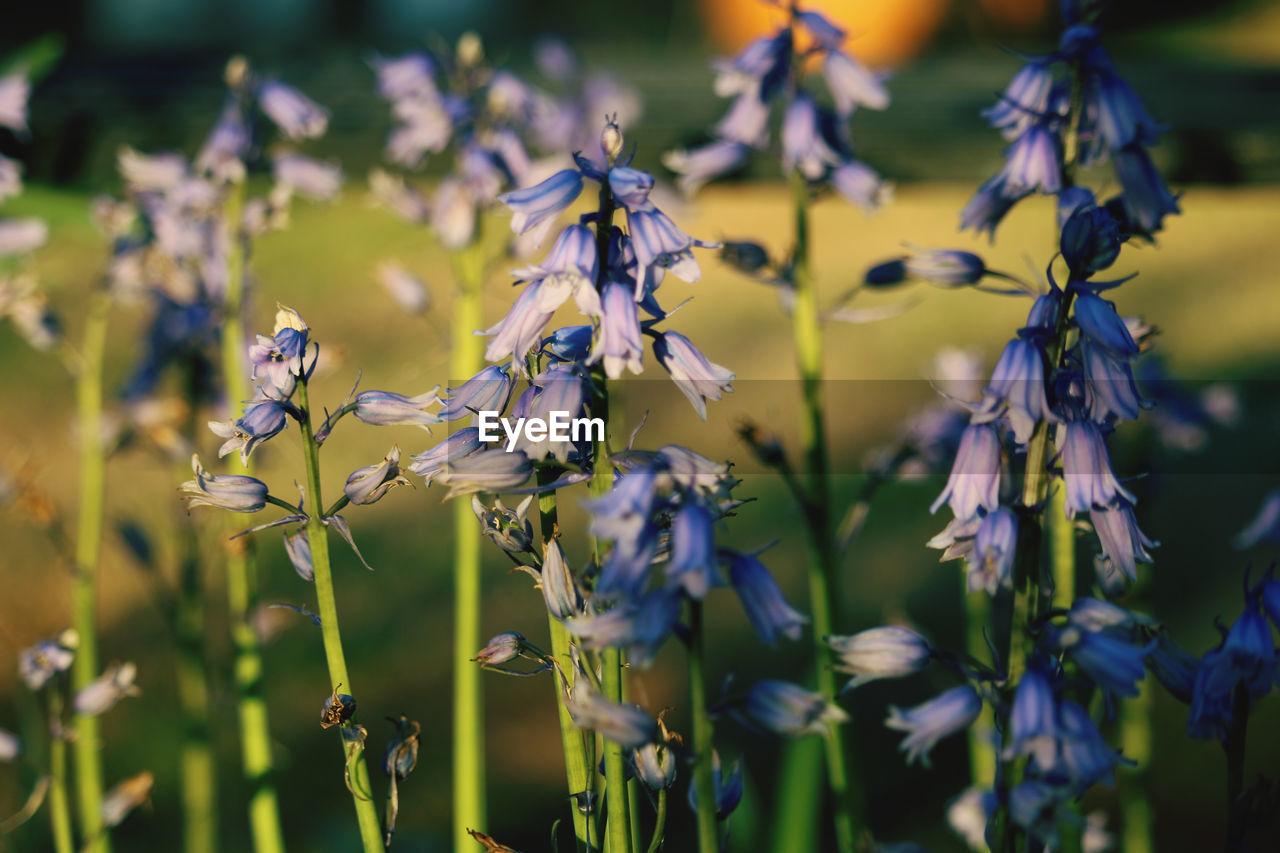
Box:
left=3, top=1, right=1280, bottom=851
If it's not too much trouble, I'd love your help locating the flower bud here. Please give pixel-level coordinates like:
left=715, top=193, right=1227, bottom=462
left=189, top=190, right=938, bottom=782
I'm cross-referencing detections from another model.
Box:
left=473, top=632, right=525, bottom=666
left=180, top=455, right=269, bottom=513
left=601, top=118, right=624, bottom=163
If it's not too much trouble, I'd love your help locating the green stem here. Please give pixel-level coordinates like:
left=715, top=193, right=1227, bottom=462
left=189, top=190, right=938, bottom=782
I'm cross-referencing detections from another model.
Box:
left=1224, top=685, right=1249, bottom=853
left=176, top=365, right=218, bottom=853
left=644, top=790, right=667, bottom=853
left=1047, top=479, right=1075, bottom=609
left=451, top=234, right=487, bottom=849
left=687, top=602, right=718, bottom=853
left=295, top=377, right=383, bottom=853
left=786, top=168, right=857, bottom=853
left=47, top=690, right=74, bottom=853
left=219, top=181, right=286, bottom=853
left=537, top=470, right=598, bottom=851
left=70, top=288, right=111, bottom=853
left=963, top=587, right=997, bottom=789
left=1120, top=666, right=1153, bottom=853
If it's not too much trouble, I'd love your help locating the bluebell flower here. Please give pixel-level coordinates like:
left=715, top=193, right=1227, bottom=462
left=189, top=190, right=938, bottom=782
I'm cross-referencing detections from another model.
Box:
left=439, top=364, right=513, bottom=422
left=1147, top=633, right=1198, bottom=704
left=961, top=174, right=1026, bottom=239
left=1060, top=202, right=1122, bottom=275
left=1001, top=122, right=1063, bottom=196
left=248, top=327, right=308, bottom=399
left=1024, top=289, right=1062, bottom=332
left=522, top=224, right=599, bottom=305
left=823, top=50, right=889, bottom=116
left=498, top=169, right=584, bottom=247
left=258, top=80, right=328, bottom=140
left=197, top=99, right=250, bottom=183
left=1074, top=291, right=1139, bottom=357
left=746, top=679, right=848, bottom=738
left=1005, top=665, right=1061, bottom=769
left=665, top=503, right=720, bottom=599
left=1188, top=597, right=1277, bottom=741
left=1089, top=499, right=1156, bottom=588
left=1068, top=597, right=1144, bottom=633
left=587, top=467, right=659, bottom=555
left=541, top=538, right=582, bottom=620
left=564, top=678, right=658, bottom=749
left=371, top=52, right=437, bottom=102
left=179, top=455, right=269, bottom=512
left=1082, top=54, right=1162, bottom=153
left=1263, top=579, right=1280, bottom=632
left=626, top=207, right=717, bottom=285
left=930, top=423, right=1002, bottom=520
left=282, top=529, right=313, bottom=581
left=473, top=631, right=526, bottom=666
left=210, top=398, right=289, bottom=465
left=713, top=31, right=789, bottom=99
left=349, top=390, right=440, bottom=430
left=663, top=139, right=751, bottom=195
left=608, top=166, right=655, bottom=210
left=432, top=447, right=532, bottom=499
left=826, top=626, right=932, bottom=691
left=782, top=96, right=841, bottom=181
left=947, top=787, right=997, bottom=851
left=1112, top=144, right=1180, bottom=235
left=512, top=365, right=587, bottom=464
left=567, top=590, right=683, bottom=668
left=472, top=494, right=535, bottom=554
left=863, top=258, right=907, bottom=288
left=74, top=662, right=140, bottom=716
left=1233, top=488, right=1280, bottom=550
left=408, top=427, right=483, bottom=483
left=652, top=331, right=734, bottom=420
left=904, top=249, right=986, bottom=288
left=0, top=218, right=49, bottom=257
left=968, top=507, right=1019, bottom=594
left=728, top=552, right=808, bottom=646
left=272, top=152, right=342, bottom=201
left=686, top=751, right=743, bottom=820
left=1056, top=186, right=1097, bottom=229
left=830, top=160, right=890, bottom=212
left=1058, top=625, right=1148, bottom=697
left=431, top=178, right=478, bottom=249
left=589, top=280, right=645, bottom=379
left=885, top=685, right=982, bottom=766
left=1081, top=339, right=1144, bottom=422
left=482, top=280, right=557, bottom=366
left=1008, top=779, right=1067, bottom=842
left=984, top=61, right=1055, bottom=139
left=19, top=636, right=76, bottom=691
left=975, top=337, right=1054, bottom=445
left=1061, top=419, right=1135, bottom=517
left=1057, top=699, right=1125, bottom=791
left=714, top=89, right=771, bottom=147
left=796, top=8, right=846, bottom=50
left=542, top=325, right=593, bottom=362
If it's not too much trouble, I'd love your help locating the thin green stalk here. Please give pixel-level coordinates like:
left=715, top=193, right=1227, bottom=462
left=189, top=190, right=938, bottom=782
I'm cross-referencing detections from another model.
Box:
left=70, top=288, right=111, bottom=853
left=47, top=690, right=74, bottom=853
left=451, top=234, right=487, bottom=849
left=644, top=790, right=667, bottom=853
left=176, top=366, right=217, bottom=853
left=537, top=470, right=598, bottom=851
left=1047, top=481, right=1074, bottom=609
left=963, top=587, right=997, bottom=789
left=1120, top=674, right=1153, bottom=853
left=219, top=182, right=286, bottom=853
left=785, top=168, right=857, bottom=853
left=295, top=377, right=383, bottom=853
left=687, top=602, right=718, bottom=853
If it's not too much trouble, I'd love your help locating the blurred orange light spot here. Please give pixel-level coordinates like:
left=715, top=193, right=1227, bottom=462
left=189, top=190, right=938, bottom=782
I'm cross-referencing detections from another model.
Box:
left=698, top=0, right=952, bottom=69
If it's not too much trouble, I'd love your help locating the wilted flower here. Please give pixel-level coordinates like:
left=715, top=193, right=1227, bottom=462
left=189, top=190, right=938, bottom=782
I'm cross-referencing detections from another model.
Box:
left=382, top=716, right=421, bottom=780
left=344, top=446, right=411, bottom=505
left=179, top=455, right=268, bottom=513
left=282, top=529, right=313, bottom=581
left=746, top=679, right=848, bottom=737
left=541, top=538, right=582, bottom=620
left=75, top=661, right=140, bottom=716
left=827, top=626, right=932, bottom=691
left=885, top=685, right=982, bottom=766
left=318, top=681, right=355, bottom=727
left=472, top=494, right=534, bottom=553
left=101, top=771, right=155, bottom=829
